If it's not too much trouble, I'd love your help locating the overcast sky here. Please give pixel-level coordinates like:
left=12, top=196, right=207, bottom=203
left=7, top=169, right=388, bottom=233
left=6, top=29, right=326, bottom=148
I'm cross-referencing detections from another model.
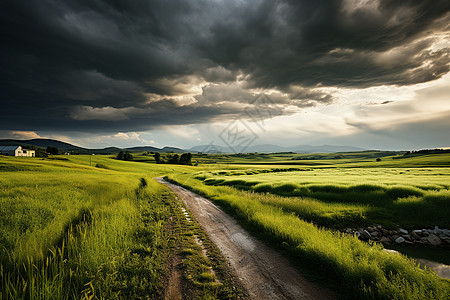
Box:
left=1, top=0, right=449, bottom=150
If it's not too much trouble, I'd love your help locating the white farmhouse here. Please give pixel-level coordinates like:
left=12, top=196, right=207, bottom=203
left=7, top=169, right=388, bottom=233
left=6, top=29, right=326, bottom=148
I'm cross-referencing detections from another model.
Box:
left=0, top=146, right=35, bottom=157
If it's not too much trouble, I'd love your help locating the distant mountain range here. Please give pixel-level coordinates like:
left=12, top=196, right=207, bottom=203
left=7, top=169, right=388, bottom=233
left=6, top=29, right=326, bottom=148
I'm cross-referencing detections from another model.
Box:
left=189, top=144, right=365, bottom=153
left=0, top=138, right=365, bottom=154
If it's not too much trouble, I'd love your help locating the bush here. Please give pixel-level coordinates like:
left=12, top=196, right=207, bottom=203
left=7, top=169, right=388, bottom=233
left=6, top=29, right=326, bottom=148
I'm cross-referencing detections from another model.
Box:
left=46, top=146, right=59, bottom=155
left=95, top=163, right=109, bottom=169
left=117, top=151, right=133, bottom=161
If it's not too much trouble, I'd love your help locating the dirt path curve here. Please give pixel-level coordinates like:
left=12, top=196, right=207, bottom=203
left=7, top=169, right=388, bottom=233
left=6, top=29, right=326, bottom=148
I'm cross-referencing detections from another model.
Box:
left=156, top=177, right=335, bottom=300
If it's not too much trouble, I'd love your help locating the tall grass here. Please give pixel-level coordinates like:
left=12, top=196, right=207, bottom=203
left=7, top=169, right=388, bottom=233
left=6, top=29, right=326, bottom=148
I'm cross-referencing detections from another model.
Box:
left=0, top=155, right=184, bottom=299
left=167, top=173, right=450, bottom=299
left=199, top=169, right=450, bottom=228
left=0, top=176, right=179, bottom=299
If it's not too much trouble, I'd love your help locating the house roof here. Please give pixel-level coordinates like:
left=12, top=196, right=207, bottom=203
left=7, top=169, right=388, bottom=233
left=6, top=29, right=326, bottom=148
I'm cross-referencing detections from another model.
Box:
left=0, top=146, right=21, bottom=151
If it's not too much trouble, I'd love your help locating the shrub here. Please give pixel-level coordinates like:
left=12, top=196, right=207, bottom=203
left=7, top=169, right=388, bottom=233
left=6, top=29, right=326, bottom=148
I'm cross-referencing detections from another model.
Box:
left=95, top=163, right=109, bottom=169
left=46, top=146, right=59, bottom=155
left=117, top=151, right=133, bottom=161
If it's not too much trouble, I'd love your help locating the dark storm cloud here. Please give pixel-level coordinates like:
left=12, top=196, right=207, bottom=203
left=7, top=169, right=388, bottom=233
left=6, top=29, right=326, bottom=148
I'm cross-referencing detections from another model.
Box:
left=211, top=0, right=450, bottom=89
left=195, top=83, right=333, bottom=110
left=1, top=0, right=449, bottom=132
left=2, top=97, right=241, bottom=132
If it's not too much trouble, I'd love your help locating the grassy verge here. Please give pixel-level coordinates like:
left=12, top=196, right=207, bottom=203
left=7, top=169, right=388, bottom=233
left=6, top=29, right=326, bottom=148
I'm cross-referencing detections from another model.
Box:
left=166, top=173, right=450, bottom=299
left=171, top=195, right=246, bottom=299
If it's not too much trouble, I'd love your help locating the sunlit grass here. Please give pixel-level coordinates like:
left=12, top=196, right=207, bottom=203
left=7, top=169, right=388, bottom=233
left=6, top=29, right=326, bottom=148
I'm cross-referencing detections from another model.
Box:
left=2, top=152, right=449, bottom=299
left=0, top=155, right=242, bottom=299
left=167, top=172, right=450, bottom=299
left=195, top=167, right=450, bottom=228
left=0, top=156, right=174, bottom=299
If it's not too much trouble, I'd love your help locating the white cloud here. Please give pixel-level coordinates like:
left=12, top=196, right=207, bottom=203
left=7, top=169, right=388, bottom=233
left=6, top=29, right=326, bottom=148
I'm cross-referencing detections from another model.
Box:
left=8, top=131, right=41, bottom=139
left=344, top=73, right=450, bottom=131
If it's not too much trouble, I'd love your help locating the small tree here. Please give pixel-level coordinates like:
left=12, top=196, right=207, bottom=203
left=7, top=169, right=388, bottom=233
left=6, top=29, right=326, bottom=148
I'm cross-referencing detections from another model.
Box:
left=154, top=152, right=161, bottom=163
left=179, top=153, right=192, bottom=165
left=117, top=151, right=124, bottom=160
left=46, top=146, right=59, bottom=155
left=117, top=151, right=133, bottom=161
left=36, top=149, right=48, bottom=157
left=123, top=151, right=133, bottom=161
left=168, top=154, right=179, bottom=164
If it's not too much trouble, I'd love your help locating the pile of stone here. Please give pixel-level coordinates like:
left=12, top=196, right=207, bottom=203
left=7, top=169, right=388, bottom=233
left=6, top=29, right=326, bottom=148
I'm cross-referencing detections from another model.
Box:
left=343, top=225, right=450, bottom=247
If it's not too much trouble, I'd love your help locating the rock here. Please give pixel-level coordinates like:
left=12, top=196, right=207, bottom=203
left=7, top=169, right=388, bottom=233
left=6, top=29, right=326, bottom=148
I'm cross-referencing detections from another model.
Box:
left=349, top=226, right=450, bottom=247
left=362, top=230, right=372, bottom=240
left=433, top=226, right=442, bottom=235
left=402, top=234, right=412, bottom=241
left=438, top=233, right=447, bottom=240
left=398, top=228, right=408, bottom=235
left=395, top=237, right=405, bottom=244
left=411, top=231, right=421, bottom=240
left=380, top=236, right=391, bottom=244
left=426, top=234, right=442, bottom=246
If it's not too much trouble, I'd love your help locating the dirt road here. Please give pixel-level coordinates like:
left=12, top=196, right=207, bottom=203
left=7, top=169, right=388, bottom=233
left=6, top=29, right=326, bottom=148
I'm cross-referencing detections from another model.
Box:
left=156, top=177, right=335, bottom=300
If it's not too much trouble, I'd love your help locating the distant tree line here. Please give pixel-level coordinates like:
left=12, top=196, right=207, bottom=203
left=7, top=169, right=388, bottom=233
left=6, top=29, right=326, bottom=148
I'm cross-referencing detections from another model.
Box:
left=391, top=148, right=450, bottom=159
left=154, top=152, right=192, bottom=165
left=403, top=149, right=450, bottom=156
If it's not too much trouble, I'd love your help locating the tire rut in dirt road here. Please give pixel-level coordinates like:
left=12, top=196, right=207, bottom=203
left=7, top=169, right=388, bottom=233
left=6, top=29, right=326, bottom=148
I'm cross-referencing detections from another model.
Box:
left=156, top=177, right=336, bottom=300
left=165, top=255, right=182, bottom=300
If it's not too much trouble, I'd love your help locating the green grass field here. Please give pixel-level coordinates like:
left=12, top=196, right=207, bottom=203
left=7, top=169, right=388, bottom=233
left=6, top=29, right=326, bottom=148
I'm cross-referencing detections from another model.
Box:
left=190, top=151, right=450, bottom=167
left=0, top=155, right=241, bottom=299
left=193, top=167, right=450, bottom=229
left=1, top=151, right=449, bottom=299
left=166, top=151, right=450, bottom=299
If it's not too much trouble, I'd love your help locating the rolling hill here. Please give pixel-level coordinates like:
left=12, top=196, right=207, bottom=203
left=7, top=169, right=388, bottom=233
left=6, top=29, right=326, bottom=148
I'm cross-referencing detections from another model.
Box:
left=0, top=139, right=186, bottom=154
